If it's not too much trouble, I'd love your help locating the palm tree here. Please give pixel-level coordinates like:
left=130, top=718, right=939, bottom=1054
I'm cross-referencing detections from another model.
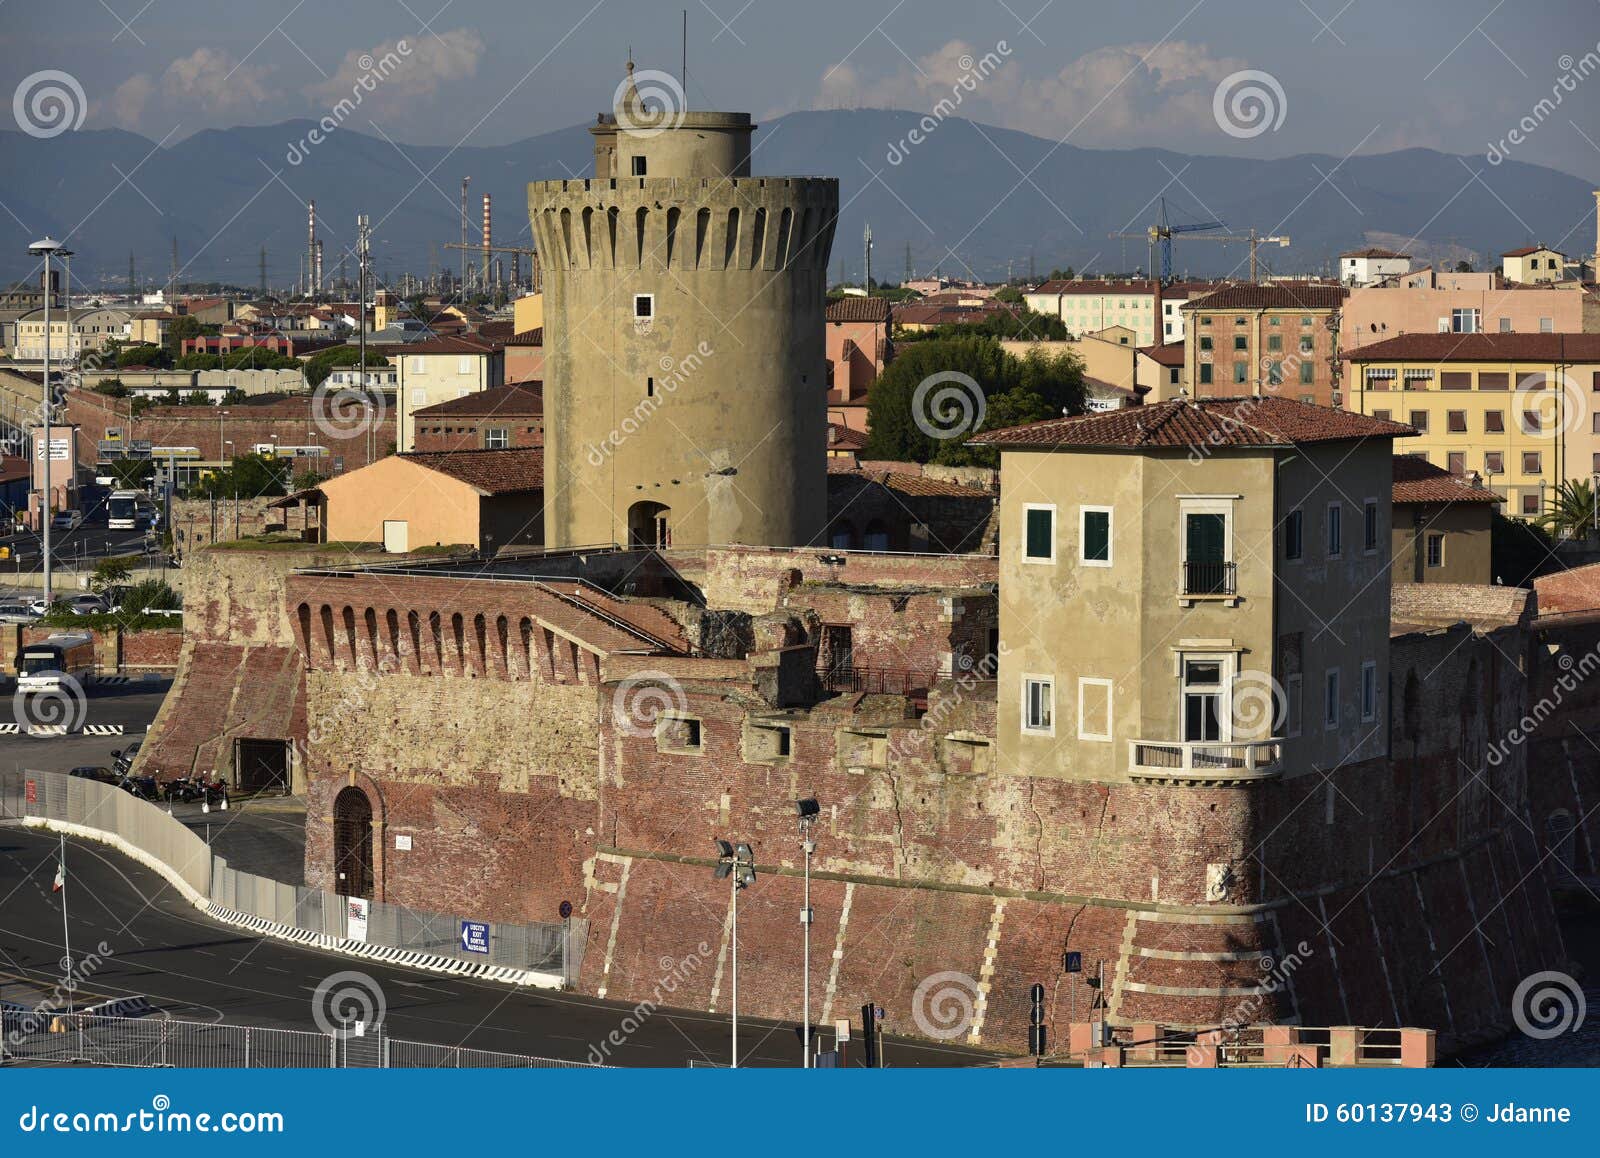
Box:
left=1536, top=479, right=1598, bottom=540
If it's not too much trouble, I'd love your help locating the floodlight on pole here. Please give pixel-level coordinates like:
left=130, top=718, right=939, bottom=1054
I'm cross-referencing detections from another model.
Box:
left=713, top=837, right=757, bottom=1068
left=28, top=237, right=66, bottom=608
left=797, top=797, right=820, bottom=1068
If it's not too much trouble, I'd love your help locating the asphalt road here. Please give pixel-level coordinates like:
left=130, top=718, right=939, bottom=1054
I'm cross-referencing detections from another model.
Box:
left=0, top=679, right=169, bottom=774
left=0, top=826, right=997, bottom=1068
left=0, top=522, right=158, bottom=576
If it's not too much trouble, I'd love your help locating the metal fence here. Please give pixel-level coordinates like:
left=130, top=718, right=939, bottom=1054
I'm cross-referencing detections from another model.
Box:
left=0, top=1011, right=595, bottom=1068
left=2, top=769, right=581, bottom=980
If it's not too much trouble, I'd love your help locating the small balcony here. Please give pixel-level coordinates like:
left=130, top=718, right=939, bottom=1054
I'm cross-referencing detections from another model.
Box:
left=1128, top=738, right=1283, bottom=785
left=1180, top=560, right=1237, bottom=597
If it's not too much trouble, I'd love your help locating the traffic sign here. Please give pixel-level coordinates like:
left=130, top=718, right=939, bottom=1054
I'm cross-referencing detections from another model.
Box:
left=460, top=920, right=490, bottom=955
left=1064, top=951, right=1082, bottom=974
left=559, top=900, right=573, bottom=920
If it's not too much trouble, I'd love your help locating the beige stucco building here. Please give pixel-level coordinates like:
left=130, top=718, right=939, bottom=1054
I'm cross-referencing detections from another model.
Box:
left=1501, top=245, right=1566, bottom=285
left=528, top=62, right=837, bottom=549
left=1389, top=456, right=1498, bottom=585
left=393, top=336, right=505, bottom=452
left=972, top=397, right=1410, bottom=787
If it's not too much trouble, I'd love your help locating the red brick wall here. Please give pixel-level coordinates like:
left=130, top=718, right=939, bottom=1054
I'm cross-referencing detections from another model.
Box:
left=121, top=630, right=181, bottom=671
left=411, top=415, right=543, bottom=453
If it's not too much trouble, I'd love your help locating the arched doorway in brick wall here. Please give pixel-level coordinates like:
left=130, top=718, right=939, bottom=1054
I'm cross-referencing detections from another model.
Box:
left=332, top=786, right=375, bottom=899
left=628, top=500, right=671, bottom=548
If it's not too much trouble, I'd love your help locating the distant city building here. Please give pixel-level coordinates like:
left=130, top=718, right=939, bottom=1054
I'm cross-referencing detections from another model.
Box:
left=411, top=382, right=543, bottom=453
left=392, top=335, right=506, bottom=452
left=1501, top=245, right=1567, bottom=285
left=1389, top=456, right=1498, bottom=585
left=1343, top=270, right=1584, bottom=349
left=826, top=296, right=890, bottom=433
left=1340, top=247, right=1412, bottom=287
left=1024, top=278, right=1161, bottom=346
left=1182, top=283, right=1346, bottom=407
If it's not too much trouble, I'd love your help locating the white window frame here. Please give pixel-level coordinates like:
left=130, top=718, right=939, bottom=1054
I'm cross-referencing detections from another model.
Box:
left=1360, top=661, right=1378, bottom=723
left=1021, top=674, right=1055, bottom=736
left=1324, top=668, right=1341, bottom=731
left=1326, top=501, right=1343, bottom=559
left=1022, top=503, right=1057, bottom=565
left=1426, top=531, right=1445, bottom=569
left=1180, top=652, right=1236, bottom=743
left=633, top=293, right=655, bottom=319
left=1077, top=677, right=1113, bottom=742
left=1078, top=505, right=1113, bottom=568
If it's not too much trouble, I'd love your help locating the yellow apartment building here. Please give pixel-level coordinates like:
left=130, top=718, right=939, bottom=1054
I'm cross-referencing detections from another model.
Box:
left=1345, top=333, right=1600, bottom=519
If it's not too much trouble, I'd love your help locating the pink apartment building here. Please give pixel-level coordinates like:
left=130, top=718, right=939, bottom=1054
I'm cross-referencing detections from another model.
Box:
left=825, top=296, right=891, bottom=433
left=1344, top=269, right=1585, bottom=350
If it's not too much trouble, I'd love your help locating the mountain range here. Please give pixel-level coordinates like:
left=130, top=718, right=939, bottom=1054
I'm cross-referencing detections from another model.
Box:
left=1, top=108, right=1595, bottom=290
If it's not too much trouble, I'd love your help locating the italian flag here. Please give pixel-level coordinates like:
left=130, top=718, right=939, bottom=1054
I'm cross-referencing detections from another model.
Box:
left=52, top=861, right=65, bottom=893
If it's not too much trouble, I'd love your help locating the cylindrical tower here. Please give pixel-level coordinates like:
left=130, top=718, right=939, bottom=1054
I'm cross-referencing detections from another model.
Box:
left=529, top=62, right=838, bottom=550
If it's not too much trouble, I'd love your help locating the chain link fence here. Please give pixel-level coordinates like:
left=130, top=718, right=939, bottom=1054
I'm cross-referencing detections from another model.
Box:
left=1, top=1011, right=595, bottom=1068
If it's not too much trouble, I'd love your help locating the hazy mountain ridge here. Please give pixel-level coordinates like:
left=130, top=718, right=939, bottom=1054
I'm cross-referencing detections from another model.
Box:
left=1, top=108, right=1592, bottom=288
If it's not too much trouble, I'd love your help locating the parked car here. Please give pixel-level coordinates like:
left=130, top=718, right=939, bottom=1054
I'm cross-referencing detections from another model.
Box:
left=68, top=766, right=119, bottom=784
left=26, top=598, right=50, bottom=617
left=68, top=594, right=109, bottom=615
left=111, top=738, right=142, bottom=777
left=0, top=600, right=37, bottom=624
left=50, top=510, right=83, bottom=531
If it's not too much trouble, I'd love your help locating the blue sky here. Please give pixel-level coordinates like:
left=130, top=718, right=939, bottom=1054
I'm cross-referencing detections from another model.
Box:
left=5, top=0, right=1600, bottom=180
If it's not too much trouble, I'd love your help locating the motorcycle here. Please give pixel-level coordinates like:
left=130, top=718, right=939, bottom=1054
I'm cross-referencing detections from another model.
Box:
left=162, top=776, right=205, bottom=803
left=197, top=774, right=228, bottom=807
left=117, top=774, right=160, bottom=802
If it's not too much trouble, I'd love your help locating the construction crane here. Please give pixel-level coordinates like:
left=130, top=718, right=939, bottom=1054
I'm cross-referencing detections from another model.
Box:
left=1177, top=227, right=1292, bottom=283
left=443, top=242, right=542, bottom=292
left=1109, top=197, right=1225, bottom=282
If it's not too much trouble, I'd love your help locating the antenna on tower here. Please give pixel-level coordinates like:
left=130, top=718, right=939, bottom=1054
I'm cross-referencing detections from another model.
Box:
left=863, top=223, right=873, bottom=294
left=682, top=9, right=688, bottom=102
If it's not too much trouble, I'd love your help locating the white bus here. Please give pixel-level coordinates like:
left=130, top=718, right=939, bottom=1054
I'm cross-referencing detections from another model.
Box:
left=15, top=632, right=95, bottom=694
left=108, top=490, right=156, bottom=531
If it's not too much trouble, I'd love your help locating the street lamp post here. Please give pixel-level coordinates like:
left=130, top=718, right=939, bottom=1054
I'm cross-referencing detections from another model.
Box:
left=713, top=839, right=756, bottom=1068
left=28, top=237, right=70, bottom=607
left=796, top=797, right=820, bottom=1068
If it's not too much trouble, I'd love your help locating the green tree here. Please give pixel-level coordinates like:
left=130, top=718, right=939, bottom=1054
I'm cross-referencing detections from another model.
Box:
left=896, top=307, right=1070, bottom=344
left=1535, top=479, right=1597, bottom=541
left=992, top=286, right=1024, bottom=304
left=89, top=555, right=134, bottom=593
left=864, top=336, right=1085, bottom=467
left=165, top=314, right=202, bottom=357
left=106, top=458, right=155, bottom=489
left=1454, top=260, right=1474, bottom=273
left=195, top=453, right=289, bottom=500
left=183, top=390, right=213, bottom=406
left=1492, top=511, right=1559, bottom=588
left=93, top=377, right=128, bottom=397
left=117, top=344, right=170, bottom=369
left=175, top=352, right=222, bottom=371
left=293, top=467, right=328, bottom=492
left=119, top=578, right=182, bottom=614
left=304, top=344, right=390, bottom=388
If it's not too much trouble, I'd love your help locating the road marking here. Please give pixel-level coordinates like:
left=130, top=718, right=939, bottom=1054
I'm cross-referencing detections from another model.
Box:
left=0, top=723, right=125, bottom=735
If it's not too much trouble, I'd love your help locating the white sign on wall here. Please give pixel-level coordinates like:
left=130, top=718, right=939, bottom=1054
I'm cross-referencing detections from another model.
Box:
left=395, top=834, right=412, bottom=851
left=347, top=896, right=370, bottom=942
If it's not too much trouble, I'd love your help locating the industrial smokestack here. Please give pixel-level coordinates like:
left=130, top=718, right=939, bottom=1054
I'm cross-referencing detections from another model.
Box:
left=482, top=193, right=492, bottom=289
left=307, top=200, right=318, bottom=297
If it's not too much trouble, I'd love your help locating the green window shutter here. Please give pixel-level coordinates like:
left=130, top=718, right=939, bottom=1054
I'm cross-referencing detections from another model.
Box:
left=1082, top=510, right=1110, bottom=561
left=1025, top=508, right=1053, bottom=559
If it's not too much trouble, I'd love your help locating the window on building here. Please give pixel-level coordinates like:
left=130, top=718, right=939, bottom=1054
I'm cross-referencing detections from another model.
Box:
left=1080, top=507, right=1111, bottom=566
left=1326, top=502, right=1343, bottom=557
left=1325, top=669, right=1341, bottom=729
left=1523, top=492, right=1540, bottom=516
left=1485, top=451, right=1504, bottom=474
left=1078, top=679, right=1113, bottom=742
left=1361, top=662, right=1378, bottom=722
left=1499, top=317, right=1513, bottom=332
left=1409, top=410, right=1429, bottom=432
left=1441, top=372, right=1471, bottom=390
left=1169, top=368, right=1180, bottom=385
left=1022, top=677, right=1054, bottom=734
left=1024, top=505, right=1055, bottom=562
left=1266, top=360, right=1282, bottom=386
left=646, top=376, right=655, bottom=398
left=484, top=427, right=510, bottom=449
left=1199, top=335, right=1213, bottom=351
left=1182, top=659, right=1224, bottom=743
left=1284, top=509, right=1303, bottom=560
left=1363, top=500, right=1379, bottom=552
left=1199, top=363, right=1213, bottom=385
left=1479, top=372, right=1509, bottom=391
left=1451, top=308, right=1481, bottom=333
left=1371, top=409, right=1391, bottom=422
left=1485, top=410, right=1505, bottom=432
left=1233, top=335, right=1247, bottom=351
left=1540, top=317, right=1554, bottom=333
left=1447, top=410, right=1467, bottom=433
left=1523, top=451, right=1542, bottom=474
left=1522, top=411, right=1543, bottom=435
left=1269, top=316, right=1281, bottom=326
left=631, top=155, right=647, bottom=176
left=1267, top=334, right=1282, bottom=351
left=1233, top=361, right=1248, bottom=384
left=1448, top=451, right=1465, bottom=475
left=1426, top=533, right=1444, bottom=569
left=1299, top=359, right=1315, bottom=385
left=657, top=715, right=703, bottom=753
left=633, top=294, right=654, bottom=319
left=1299, top=336, right=1314, bottom=354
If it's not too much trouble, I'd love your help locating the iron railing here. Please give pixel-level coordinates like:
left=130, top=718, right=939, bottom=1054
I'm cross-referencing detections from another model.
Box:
left=1181, top=560, right=1237, bottom=596
left=817, top=665, right=940, bottom=695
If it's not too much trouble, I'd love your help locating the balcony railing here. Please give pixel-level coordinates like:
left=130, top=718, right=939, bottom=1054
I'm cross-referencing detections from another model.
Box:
left=817, top=664, right=938, bottom=696
left=1128, top=738, right=1283, bottom=782
left=1181, top=560, right=1237, bottom=596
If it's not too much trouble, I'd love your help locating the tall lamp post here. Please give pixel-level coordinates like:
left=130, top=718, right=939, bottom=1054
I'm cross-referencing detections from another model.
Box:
left=28, top=237, right=69, bottom=606
left=796, top=797, right=820, bottom=1068
left=714, top=839, right=756, bottom=1068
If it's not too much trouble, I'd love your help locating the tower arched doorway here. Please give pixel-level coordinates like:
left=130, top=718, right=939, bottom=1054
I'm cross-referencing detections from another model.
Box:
left=628, top=501, right=671, bottom=548
left=332, top=786, right=375, bottom=899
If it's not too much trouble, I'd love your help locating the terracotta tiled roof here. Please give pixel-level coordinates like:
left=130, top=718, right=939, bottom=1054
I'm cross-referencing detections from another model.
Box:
left=1030, top=279, right=1159, bottom=295
left=1391, top=456, right=1501, bottom=505
left=1391, top=583, right=1532, bottom=632
left=1341, top=247, right=1408, bottom=259
left=1502, top=245, right=1559, bottom=257
left=827, top=422, right=868, bottom=450
left=505, top=327, right=543, bottom=346
left=894, top=302, right=1014, bottom=327
left=413, top=382, right=543, bottom=419
left=1182, top=283, right=1347, bottom=311
left=397, top=335, right=502, bottom=356
left=968, top=396, right=1415, bottom=450
left=1343, top=333, right=1600, bottom=362
left=400, top=447, right=544, bottom=495
left=826, top=297, right=892, bottom=323
left=476, top=320, right=515, bottom=341
left=1138, top=342, right=1185, bottom=366
left=1534, top=562, right=1600, bottom=617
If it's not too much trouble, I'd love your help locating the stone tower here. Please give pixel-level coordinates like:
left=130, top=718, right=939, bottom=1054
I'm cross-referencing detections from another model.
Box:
left=528, top=62, right=838, bottom=549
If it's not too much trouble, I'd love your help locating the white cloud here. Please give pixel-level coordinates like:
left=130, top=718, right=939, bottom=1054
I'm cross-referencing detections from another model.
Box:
left=816, top=39, right=1259, bottom=147
left=97, top=48, right=277, bottom=134
left=306, top=28, right=486, bottom=119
